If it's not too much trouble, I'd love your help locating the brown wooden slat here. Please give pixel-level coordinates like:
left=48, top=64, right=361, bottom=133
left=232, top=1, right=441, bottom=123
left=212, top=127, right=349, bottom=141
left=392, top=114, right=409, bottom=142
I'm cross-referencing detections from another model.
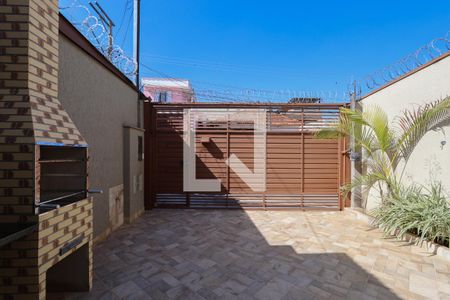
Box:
left=147, top=103, right=347, bottom=210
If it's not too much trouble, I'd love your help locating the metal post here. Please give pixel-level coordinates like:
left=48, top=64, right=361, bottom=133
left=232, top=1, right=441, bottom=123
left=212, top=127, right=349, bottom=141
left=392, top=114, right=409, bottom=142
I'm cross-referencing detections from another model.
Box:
left=108, top=22, right=113, bottom=59
left=89, top=2, right=115, bottom=60
left=350, top=81, right=362, bottom=208
left=133, top=0, right=142, bottom=128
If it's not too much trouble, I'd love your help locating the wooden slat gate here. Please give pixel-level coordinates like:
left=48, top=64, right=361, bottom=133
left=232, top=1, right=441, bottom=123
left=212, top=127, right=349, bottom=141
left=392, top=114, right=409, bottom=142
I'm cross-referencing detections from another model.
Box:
left=144, top=103, right=350, bottom=210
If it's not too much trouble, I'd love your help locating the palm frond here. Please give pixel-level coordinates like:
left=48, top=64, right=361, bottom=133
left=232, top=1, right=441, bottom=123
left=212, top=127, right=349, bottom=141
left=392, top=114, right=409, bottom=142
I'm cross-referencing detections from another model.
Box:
left=363, top=105, right=395, bottom=153
left=316, top=97, right=449, bottom=209
left=396, top=97, right=450, bottom=162
left=315, top=107, right=353, bottom=139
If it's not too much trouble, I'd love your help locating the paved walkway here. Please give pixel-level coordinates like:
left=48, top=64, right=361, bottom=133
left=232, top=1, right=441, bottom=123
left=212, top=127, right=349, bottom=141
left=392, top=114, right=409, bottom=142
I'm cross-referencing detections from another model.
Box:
left=63, top=210, right=449, bottom=299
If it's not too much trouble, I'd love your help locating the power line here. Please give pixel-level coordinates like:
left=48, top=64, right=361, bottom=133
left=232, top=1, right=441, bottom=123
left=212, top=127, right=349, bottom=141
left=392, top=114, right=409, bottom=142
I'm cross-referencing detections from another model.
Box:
left=60, top=0, right=137, bottom=78
left=140, top=54, right=310, bottom=80
left=141, top=63, right=346, bottom=102
left=120, top=2, right=134, bottom=47
left=116, top=0, right=132, bottom=36
left=141, top=54, right=299, bottom=73
left=140, top=62, right=258, bottom=102
left=140, top=61, right=265, bottom=93
left=139, top=62, right=345, bottom=103
left=140, top=62, right=190, bottom=90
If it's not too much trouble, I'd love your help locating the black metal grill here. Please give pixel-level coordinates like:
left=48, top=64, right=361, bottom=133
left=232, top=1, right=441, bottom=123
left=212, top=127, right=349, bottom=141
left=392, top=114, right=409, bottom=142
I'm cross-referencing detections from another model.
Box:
left=37, top=146, right=88, bottom=213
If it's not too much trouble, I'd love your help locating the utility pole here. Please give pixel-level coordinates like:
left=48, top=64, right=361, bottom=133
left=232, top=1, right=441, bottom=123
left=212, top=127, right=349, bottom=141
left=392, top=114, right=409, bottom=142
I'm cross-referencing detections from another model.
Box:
left=133, top=0, right=142, bottom=128
left=89, top=2, right=115, bottom=59
left=350, top=81, right=362, bottom=209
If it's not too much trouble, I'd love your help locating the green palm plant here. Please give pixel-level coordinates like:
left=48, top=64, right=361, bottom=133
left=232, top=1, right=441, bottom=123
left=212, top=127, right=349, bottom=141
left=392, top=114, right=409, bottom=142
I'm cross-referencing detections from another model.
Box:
left=316, top=97, right=450, bottom=203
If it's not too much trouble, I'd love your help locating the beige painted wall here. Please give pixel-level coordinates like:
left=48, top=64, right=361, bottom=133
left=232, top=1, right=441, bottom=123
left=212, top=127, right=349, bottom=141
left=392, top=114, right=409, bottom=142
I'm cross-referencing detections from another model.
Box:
left=361, top=55, right=450, bottom=211
left=58, top=35, right=145, bottom=239
left=123, top=127, right=145, bottom=223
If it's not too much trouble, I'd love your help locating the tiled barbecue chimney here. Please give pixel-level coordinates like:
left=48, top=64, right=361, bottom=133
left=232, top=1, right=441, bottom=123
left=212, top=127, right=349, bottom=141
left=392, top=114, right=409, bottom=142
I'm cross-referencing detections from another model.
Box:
left=1, top=1, right=92, bottom=298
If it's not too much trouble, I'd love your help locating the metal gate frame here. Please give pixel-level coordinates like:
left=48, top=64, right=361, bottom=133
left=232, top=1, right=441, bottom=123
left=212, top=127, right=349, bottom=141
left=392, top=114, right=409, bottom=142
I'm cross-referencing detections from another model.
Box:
left=144, top=102, right=350, bottom=210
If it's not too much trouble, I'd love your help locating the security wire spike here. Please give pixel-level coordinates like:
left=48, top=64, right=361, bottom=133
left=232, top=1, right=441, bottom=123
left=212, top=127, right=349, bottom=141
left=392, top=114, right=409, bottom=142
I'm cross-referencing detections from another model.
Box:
left=60, top=0, right=137, bottom=78
left=89, top=1, right=115, bottom=59
left=360, top=29, right=450, bottom=94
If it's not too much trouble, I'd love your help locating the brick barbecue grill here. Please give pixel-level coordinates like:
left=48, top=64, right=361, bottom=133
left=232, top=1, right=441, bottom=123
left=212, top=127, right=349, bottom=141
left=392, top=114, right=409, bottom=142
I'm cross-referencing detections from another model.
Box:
left=0, top=1, right=93, bottom=299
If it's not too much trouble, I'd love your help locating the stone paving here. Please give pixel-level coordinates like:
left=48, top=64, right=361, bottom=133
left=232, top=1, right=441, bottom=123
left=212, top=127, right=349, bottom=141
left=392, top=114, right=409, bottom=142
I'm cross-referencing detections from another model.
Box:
left=57, top=210, right=450, bottom=300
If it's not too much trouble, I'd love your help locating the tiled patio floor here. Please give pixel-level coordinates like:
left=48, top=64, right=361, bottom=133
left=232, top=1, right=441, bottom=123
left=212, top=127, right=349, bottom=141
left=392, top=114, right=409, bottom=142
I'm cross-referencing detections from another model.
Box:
left=62, top=210, right=450, bottom=299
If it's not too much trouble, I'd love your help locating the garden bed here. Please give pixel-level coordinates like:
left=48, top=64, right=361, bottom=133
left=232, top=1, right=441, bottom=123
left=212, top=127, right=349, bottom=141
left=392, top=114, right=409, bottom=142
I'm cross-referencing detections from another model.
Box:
left=346, top=208, right=450, bottom=261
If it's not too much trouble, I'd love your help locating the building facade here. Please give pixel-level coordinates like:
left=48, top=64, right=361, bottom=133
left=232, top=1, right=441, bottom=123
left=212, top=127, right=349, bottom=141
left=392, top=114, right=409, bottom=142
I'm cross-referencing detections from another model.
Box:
left=142, top=78, right=195, bottom=103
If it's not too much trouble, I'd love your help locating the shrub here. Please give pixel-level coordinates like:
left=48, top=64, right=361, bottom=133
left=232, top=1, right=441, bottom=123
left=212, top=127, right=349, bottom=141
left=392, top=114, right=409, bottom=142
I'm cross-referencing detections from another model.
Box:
left=372, top=182, right=450, bottom=247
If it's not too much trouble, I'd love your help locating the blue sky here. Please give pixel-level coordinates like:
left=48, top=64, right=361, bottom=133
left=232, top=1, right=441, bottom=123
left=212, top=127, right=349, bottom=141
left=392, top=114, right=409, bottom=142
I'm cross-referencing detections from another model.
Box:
left=65, top=0, right=450, bottom=102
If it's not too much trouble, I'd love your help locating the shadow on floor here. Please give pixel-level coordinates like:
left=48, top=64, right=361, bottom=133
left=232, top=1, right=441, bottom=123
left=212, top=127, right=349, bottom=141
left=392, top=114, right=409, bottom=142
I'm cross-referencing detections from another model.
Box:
left=51, top=209, right=402, bottom=300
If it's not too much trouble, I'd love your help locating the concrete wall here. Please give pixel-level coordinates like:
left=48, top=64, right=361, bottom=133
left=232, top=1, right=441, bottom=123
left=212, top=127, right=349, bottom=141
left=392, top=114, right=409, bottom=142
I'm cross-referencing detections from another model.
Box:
left=123, top=126, right=145, bottom=223
left=360, top=54, right=450, bottom=211
left=58, top=35, right=145, bottom=240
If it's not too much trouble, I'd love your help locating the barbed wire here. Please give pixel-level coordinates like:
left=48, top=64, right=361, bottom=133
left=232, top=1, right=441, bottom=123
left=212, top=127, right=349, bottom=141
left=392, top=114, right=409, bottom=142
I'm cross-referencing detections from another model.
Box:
left=144, top=87, right=346, bottom=103
left=360, top=30, right=450, bottom=95
left=59, top=0, right=137, bottom=80
left=193, top=88, right=346, bottom=103
left=140, top=63, right=347, bottom=103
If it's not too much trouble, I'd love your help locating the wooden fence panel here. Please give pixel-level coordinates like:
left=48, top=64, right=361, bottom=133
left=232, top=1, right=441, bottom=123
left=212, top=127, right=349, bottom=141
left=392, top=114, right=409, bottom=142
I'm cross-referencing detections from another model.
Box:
left=145, top=103, right=349, bottom=210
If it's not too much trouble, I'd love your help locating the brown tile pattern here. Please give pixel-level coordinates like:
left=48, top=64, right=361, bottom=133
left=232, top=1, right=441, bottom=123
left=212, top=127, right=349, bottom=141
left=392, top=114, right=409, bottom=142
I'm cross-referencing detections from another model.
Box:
left=0, top=0, right=36, bottom=221
left=1, top=1, right=93, bottom=299
left=0, top=198, right=93, bottom=299
left=0, top=0, right=86, bottom=146
left=26, top=0, right=85, bottom=146
left=0, top=0, right=86, bottom=221
left=62, top=210, right=450, bottom=300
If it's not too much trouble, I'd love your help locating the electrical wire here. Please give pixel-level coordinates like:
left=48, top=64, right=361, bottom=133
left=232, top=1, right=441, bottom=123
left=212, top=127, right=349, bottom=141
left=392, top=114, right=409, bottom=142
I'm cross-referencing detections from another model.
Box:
left=140, top=54, right=310, bottom=80
left=140, top=62, right=190, bottom=89
left=139, top=62, right=345, bottom=103
left=116, top=0, right=132, bottom=37
left=141, top=54, right=300, bottom=74
left=59, top=0, right=137, bottom=77
left=119, top=2, right=134, bottom=48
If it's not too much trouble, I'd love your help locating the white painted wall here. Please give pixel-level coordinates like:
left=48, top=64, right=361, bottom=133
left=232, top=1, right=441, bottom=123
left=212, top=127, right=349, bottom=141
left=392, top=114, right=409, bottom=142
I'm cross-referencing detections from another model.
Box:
left=360, top=54, right=450, bottom=211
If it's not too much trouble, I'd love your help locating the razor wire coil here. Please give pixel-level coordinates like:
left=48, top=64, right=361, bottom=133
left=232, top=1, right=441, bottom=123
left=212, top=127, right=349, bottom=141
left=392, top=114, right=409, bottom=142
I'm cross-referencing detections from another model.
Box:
left=361, top=31, right=450, bottom=93
left=59, top=0, right=137, bottom=79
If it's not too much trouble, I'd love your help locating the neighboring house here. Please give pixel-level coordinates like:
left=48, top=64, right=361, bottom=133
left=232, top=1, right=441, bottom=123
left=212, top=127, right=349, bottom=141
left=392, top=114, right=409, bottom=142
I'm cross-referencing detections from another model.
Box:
left=142, top=78, right=195, bottom=103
